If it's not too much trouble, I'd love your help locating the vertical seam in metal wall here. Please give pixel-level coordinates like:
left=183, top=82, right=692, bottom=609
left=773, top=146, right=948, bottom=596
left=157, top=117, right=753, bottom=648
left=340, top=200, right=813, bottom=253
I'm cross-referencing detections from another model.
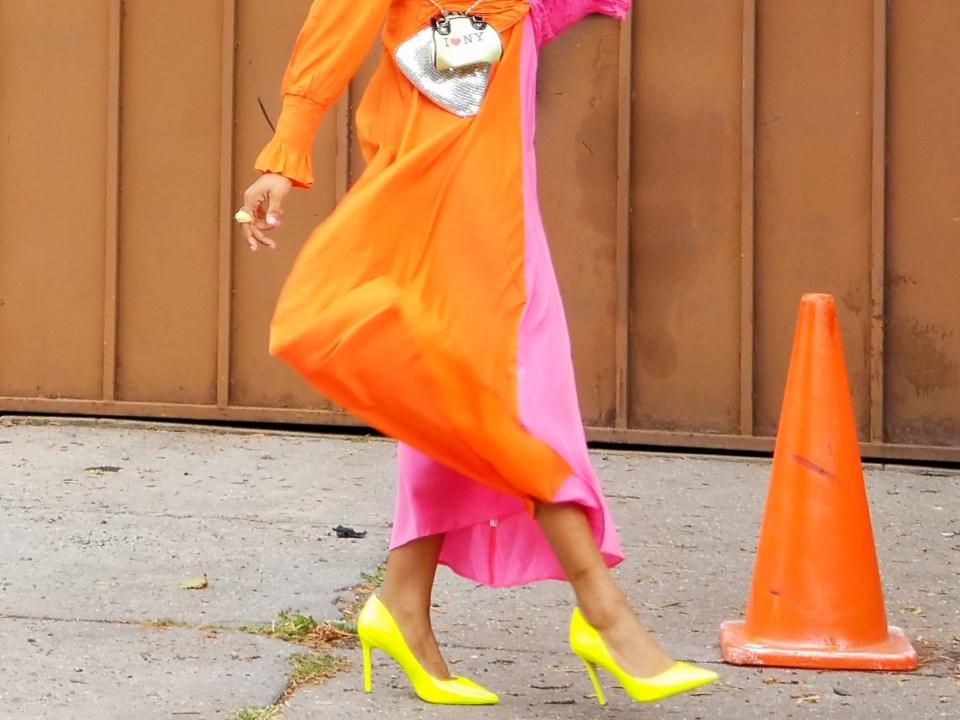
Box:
left=869, top=0, right=888, bottom=443
left=102, top=0, right=123, bottom=401
left=614, top=10, right=634, bottom=430
left=739, top=0, right=757, bottom=437
left=216, top=0, right=237, bottom=408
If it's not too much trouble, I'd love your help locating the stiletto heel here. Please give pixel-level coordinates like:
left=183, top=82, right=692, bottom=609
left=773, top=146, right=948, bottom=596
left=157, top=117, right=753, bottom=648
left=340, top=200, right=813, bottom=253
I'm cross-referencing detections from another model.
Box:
left=580, top=658, right=607, bottom=706
left=356, top=594, right=499, bottom=705
left=362, top=638, right=372, bottom=694
left=569, top=607, right=718, bottom=705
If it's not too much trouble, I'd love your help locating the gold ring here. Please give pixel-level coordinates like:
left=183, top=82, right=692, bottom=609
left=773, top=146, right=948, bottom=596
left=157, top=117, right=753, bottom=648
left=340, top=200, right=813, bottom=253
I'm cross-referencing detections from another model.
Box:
left=234, top=208, right=254, bottom=224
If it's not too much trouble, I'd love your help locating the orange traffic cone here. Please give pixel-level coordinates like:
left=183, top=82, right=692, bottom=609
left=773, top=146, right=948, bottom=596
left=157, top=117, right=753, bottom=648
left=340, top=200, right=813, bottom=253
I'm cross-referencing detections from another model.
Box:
left=720, top=293, right=917, bottom=670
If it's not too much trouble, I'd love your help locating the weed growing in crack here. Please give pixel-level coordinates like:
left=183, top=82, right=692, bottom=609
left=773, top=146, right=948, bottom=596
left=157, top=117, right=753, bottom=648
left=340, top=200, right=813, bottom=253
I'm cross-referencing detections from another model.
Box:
left=243, top=609, right=318, bottom=642
left=289, top=652, right=347, bottom=685
left=242, top=609, right=356, bottom=649
left=233, top=706, right=278, bottom=720
left=337, top=561, right=388, bottom=623
left=360, top=563, right=387, bottom=587
left=141, top=618, right=190, bottom=629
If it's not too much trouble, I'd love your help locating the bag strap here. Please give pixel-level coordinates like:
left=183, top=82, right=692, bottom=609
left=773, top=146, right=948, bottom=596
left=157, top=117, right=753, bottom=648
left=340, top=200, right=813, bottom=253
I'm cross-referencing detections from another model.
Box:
left=426, top=0, right=485, bottom=17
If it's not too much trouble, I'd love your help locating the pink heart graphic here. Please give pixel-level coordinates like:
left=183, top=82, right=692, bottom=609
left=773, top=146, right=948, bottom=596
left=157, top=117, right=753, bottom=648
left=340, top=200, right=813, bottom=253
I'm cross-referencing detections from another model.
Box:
left=451, top=37, right=462, bottom=46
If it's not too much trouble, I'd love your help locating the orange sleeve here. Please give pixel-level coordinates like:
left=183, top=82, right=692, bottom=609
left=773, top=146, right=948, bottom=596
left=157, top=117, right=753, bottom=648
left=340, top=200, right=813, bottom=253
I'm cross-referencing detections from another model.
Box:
left=254, top=0, right=391, bottom=188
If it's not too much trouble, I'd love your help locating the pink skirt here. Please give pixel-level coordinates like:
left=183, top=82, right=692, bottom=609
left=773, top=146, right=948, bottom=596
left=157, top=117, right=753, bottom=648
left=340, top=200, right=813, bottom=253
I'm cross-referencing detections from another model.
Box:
left=389, top=18, right=623, bottom=587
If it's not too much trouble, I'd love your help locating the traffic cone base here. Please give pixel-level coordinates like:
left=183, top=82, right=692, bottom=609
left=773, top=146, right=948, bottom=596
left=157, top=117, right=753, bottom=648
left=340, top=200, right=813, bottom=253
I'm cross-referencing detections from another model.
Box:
left=720, top=620, right=918, bottom=671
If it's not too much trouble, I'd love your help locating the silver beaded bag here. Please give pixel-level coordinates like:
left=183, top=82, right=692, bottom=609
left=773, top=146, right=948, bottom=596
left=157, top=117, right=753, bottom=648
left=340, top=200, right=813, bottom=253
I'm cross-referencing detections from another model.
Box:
left=393, top=1, right=503, bottom=117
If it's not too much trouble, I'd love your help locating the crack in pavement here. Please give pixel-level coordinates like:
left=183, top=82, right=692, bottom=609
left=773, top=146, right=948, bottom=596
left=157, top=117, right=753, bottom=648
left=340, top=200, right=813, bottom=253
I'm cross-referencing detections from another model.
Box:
left=0, top=612, right=306, bottom=631
left=5, top=614, right=953, bottom=681
left=0, top=503, right=390, bottom=533
left=0, top=613, right=149, bottom=627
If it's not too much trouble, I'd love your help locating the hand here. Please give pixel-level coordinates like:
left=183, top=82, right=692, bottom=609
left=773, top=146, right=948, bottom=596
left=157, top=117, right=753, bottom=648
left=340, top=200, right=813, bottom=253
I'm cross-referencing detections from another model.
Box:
left=239, top=173, right=293, bottom=251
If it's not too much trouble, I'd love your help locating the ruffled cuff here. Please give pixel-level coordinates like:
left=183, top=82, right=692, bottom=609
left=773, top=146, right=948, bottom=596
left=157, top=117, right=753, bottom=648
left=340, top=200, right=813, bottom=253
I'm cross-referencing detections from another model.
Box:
left=532, top=0, right=632, bottom=46
left=253, top=94, right=327, bottom=189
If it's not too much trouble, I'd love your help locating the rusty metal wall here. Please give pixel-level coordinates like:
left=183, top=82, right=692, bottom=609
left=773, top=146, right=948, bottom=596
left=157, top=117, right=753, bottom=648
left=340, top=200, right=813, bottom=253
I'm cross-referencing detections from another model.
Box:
left=1, top=1, right=958, bottom=461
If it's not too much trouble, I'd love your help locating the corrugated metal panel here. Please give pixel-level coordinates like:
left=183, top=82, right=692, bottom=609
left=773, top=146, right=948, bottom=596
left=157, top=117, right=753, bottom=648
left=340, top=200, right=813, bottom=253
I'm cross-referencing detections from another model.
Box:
left=1, top=0, right=957, bottom=461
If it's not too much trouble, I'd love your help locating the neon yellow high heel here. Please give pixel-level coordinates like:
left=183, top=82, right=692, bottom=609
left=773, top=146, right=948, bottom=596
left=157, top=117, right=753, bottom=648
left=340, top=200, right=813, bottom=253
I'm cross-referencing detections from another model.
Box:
left=357, top=595, right=499, bottom=705
left=569, top=607, right=718, bottom=705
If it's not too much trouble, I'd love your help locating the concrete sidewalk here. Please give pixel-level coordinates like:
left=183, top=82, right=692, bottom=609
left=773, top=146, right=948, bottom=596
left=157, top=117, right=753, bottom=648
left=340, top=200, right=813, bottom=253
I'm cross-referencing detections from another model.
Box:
left=0, top=417, right=957, bottom=719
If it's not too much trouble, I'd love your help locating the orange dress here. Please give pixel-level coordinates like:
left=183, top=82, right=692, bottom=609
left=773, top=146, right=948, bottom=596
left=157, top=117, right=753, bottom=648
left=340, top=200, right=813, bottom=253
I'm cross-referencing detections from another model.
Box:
left=256, top=0, right=629, bottom=586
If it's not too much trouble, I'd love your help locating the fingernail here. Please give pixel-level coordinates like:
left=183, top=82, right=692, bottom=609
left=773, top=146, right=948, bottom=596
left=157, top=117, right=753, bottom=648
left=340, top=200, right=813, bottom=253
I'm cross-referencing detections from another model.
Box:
left=267, top=215, right=279, bottom=226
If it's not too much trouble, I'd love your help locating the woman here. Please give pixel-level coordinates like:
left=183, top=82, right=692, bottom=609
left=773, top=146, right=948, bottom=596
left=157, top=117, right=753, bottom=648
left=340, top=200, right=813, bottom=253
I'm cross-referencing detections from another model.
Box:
left=238, top=0, right=717, bottom=707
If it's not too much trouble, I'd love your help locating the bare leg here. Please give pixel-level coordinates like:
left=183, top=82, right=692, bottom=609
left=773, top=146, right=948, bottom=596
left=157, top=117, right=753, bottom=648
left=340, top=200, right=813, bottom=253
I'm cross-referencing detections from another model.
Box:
left=536, top=502, right=675, bottom=678
left=376, top=534, right=451, bottom=679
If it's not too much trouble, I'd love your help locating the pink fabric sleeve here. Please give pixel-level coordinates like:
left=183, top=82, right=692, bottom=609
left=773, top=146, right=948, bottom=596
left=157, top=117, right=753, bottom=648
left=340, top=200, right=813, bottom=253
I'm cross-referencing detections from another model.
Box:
left=531, top=0, right=632, bottom=46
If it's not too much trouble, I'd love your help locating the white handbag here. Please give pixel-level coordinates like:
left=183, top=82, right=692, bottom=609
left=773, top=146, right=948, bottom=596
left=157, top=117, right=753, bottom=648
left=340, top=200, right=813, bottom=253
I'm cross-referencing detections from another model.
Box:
left=433, top=13, right=503, bottom=71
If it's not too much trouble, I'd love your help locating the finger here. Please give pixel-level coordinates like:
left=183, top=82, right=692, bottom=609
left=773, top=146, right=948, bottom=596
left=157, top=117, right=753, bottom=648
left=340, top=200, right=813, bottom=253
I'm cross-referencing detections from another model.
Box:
left=243, top=188, right=266, bottom=221
left=241, top=223, right=257, bottom=252
left=253, top=213, right=282, bottom=231
left=265, top=190, right=285, bottom=228
left=249, top=224, right=277, bottom=250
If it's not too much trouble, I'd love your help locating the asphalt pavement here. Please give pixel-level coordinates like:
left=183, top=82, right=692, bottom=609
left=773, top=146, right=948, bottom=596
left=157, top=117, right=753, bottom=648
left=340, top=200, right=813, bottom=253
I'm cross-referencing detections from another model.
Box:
left=1, top=416, right=957, bottom=719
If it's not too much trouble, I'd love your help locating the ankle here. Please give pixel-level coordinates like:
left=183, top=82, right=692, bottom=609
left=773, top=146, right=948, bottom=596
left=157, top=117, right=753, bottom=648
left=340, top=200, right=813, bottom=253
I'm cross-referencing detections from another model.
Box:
left=577, top=593, right=633, bottom=632
left=376, top=591, right=432, bottom=627
left=566, top=562, right=631, bottom=624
